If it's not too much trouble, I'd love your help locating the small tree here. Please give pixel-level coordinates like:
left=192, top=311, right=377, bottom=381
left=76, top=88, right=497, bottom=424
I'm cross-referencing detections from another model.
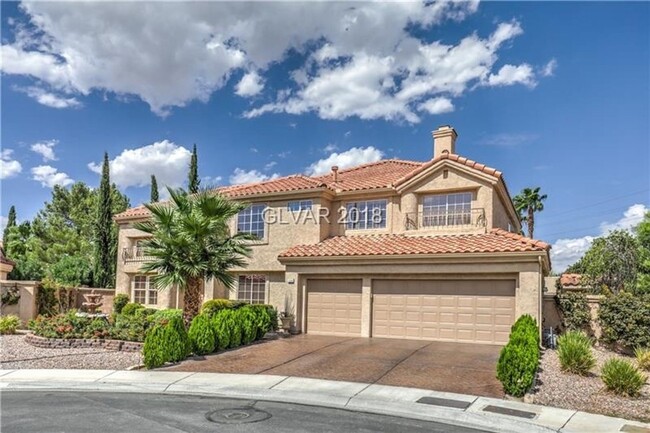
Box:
left=513, top=187, right=547, bottom=239
left=188, top=144, right=200, bottom=194
left=135, top=188, right=252, bottom=322
left=150, top=175, right=159, bottom=203
left=581, top=230, right=639, bottom=294
left=3, top=205, right=16, bottom=246
left=93, top=153, right=114, bottom=288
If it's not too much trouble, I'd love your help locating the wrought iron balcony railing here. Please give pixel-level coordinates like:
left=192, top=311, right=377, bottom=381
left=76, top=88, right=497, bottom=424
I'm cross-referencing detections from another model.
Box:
left=122, top=246, right=154, bottom=263
left=404, top=208, right=486, bottom=231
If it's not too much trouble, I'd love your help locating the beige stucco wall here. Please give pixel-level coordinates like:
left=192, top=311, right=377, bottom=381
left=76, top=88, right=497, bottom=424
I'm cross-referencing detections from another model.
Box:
left=0, top=281, right=38, bottom=325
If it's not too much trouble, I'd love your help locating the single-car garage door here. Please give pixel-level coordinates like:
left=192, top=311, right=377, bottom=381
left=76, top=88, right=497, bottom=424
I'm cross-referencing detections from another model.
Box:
left=307, top=279, right=362, bottom=337
left=372, top=279, right=515, bottom=344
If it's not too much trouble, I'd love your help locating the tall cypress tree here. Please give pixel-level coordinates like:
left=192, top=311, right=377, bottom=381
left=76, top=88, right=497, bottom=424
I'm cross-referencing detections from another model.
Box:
left=3, top=205, right=16, bottom=247
left=188, top=143, right=200, bottom=194
left=150, top=175, right=159, bottom=202
left=94, top=152, right=113, bottom=288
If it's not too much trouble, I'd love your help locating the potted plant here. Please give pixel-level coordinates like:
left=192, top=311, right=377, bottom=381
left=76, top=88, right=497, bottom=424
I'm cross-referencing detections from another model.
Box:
left=280, top=312, right=294, bottom=332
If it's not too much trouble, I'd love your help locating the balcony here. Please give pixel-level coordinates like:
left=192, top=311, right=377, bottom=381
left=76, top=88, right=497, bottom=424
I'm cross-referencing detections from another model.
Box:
left=404, top=208, right=486, bottom=231
left=122, top=246, right=154, bottom=263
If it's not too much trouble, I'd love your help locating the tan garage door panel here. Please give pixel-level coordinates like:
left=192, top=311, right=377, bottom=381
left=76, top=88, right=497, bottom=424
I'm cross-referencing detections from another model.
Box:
left=372, top=280, right=515, bottom=344
left=307, top=279, right=362, bottom=337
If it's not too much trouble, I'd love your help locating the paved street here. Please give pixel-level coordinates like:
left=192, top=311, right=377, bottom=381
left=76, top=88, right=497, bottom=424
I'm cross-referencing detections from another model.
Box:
left=1, top=391, right=489, bottom=433
left=164, top=335, right=504, bottom=397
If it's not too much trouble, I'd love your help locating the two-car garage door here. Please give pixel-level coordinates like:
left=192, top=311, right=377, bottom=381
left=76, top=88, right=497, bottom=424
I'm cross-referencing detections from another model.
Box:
left=306, top=278, right=515, bottom=344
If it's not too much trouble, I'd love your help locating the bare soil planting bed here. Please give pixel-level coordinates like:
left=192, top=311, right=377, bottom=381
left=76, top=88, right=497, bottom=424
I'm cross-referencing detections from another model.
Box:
left=0, top=334, right=142, bottom=370
left=528, top=347, right=650, bottom=422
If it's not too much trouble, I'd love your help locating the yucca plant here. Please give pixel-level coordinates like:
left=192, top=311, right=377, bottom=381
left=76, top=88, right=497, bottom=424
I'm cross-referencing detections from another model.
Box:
left=557, top=330, right=595, bottom=375
left=635, top=347, right=650, bottom=371
left=601, top=358, right=647, bottom=397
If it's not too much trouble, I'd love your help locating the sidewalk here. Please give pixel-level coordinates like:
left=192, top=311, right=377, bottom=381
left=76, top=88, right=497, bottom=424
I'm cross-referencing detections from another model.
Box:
left=1, top=369, right=648, bottom=433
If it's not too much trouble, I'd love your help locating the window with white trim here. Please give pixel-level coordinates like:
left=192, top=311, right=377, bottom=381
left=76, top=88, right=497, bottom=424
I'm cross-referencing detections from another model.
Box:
left=237, top=275, right=266, bottom=304
left=287, top=200, right=313, bottom=212
left=132, top=275, right=157, bottom=305
left=422, top=192, right=472, bottom=227
left=237, top=204, right=266, bottom=239
left=345, top=199, right=387, bottom=229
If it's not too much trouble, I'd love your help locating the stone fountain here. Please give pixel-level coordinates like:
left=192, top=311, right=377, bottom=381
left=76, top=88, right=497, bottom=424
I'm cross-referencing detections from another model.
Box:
left=76, top=290, right=108, bottom=319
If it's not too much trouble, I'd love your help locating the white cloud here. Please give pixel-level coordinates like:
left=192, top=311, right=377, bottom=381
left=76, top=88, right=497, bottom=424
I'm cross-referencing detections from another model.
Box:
left=417, top=97, right=454, bottom=115
left=235, top=71, right=264, bottom=97
left=88, top=140, right=191, bottom=190
left=551, top=204, right=649, bottom=272
left=0, top=149, right=22, bottom=179
left=15, top=86, right=81, bottom=109
left=0, top=215, right=8, bottom=233
left=480, top=133, right=538, bottom=147
left=1, top=3, right=549, bottom=120
left=307, top=146, right=384, bottom=176
left=487, top=64, right=536, bottom=88
left=229, top=168, right=280, bottom=185
left=264, top=161, right=277, bottom=171
left=323, top=143, right=338, bottom=153
left=541, top=58, right=557, bottom=77
left=30, top=139, right=59, bottom=161
left=31, top=165, right=74, bottom=188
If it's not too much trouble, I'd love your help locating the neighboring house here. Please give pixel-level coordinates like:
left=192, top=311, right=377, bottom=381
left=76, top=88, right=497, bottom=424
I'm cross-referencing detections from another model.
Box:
left=0, top=247, right=15, bottom=280
left=114, top=125, right=551, bottom=345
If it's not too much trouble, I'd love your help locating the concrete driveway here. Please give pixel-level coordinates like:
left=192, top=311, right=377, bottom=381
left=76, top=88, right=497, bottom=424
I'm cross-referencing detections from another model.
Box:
left=165, top=335, right=504, bottom=397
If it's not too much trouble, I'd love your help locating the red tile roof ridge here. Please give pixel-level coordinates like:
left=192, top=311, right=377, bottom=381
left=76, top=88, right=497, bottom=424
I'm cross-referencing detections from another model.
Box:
left=490, top=228, right=550, bottom=250
left=394, top=153, right=502, bottom=187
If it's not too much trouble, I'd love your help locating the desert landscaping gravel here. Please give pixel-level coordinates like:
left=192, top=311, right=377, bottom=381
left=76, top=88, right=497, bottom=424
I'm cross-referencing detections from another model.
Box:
left=529, top=347, right=650, bottom=422
left=0, top=335, right=142, bottom=370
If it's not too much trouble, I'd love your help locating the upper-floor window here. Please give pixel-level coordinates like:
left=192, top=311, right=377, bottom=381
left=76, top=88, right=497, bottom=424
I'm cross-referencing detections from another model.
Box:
left=132, top=275, right=157, bottom=305
left=345, top=199, right=387, bottom=230
left=422, top=192, right=472, bottom=227
left=237, top=275, right=266, bottom=304
left=237, top=204, right=266, bottom=239
left=287, top=200, right=313, bottom=212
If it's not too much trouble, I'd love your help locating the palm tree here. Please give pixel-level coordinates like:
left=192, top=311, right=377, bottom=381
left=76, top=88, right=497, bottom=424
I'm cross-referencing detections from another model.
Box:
left=134, top=188, right=252, bottom=322
left=513, top=187, right=547, bottom=239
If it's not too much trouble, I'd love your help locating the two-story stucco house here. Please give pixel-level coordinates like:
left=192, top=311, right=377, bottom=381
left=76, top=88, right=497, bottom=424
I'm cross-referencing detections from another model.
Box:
left=114, top=125, right=551, bottom=345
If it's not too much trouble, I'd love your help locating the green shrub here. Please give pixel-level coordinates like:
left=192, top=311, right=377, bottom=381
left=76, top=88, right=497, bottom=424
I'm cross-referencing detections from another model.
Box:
left=201, top=299, right=233, bottom=317
left=599, top=292, right=650, bottom=349
left=237, top=307, right=258, bottom=345
left=0, top=315, right=20, bottom=334
left=121, top=302, right=145, bottom=316
left=188, top=314, right=216, bottom=355
left=262, top=304, right=279, bottom=332
left=28, top=311, right=112, bottom=340
left=142, top=316, right=191, bottom=369
left=211, top=313, right=231, bottom=350
left=250, top=305, right=273, bottom=338
left=496, top=342, right=538, bottom=397
left=110, top=313, right=149, bottom=342
left=601, top=358, right=647, bottom=396
left=635, top=347, right=650, bottom=371
left=213, top=309, right=242, bottom=348
left=496, top=314, right=540, bottom=397
left=556, top=292, right=591, bottom=331
left=150, top=309, right=182, bottom=324
left=113, top=294, right=130, bottom=314
left=557, top=331, right=596, bottom=375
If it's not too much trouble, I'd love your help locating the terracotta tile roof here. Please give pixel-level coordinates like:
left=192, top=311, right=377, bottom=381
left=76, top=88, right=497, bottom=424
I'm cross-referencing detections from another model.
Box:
left=217, top=174, right=328, bottom=197
left=115, top=154, right=504, bottom=220
left=560, top=273, right=583, bottom=287
left=394, top=153, right=501, bottom=187
left=279, top=228, right=550, bottom=259
left=314, top=159, right=424, bottom=192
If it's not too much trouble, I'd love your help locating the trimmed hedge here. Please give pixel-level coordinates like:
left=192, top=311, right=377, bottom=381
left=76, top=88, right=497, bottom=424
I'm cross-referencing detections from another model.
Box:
left=496, top=314, right=540, bottom=397
left=201, top=299, right=233, bottom=318
left=143, top=315, right=191, bottom=369
left=599, top=292, right=650, bottom=349
left=121, top=302, right=145, bottom=316
left=188, top=314, right=216, bottom=355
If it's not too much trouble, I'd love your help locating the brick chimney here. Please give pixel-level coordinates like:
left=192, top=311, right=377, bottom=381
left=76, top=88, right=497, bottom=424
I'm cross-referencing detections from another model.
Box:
left=432, top=125, right=457, bottom=159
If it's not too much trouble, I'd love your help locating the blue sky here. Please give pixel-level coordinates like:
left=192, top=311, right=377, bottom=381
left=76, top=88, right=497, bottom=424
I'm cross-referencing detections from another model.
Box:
left=1, top=1, right=648, bottom=271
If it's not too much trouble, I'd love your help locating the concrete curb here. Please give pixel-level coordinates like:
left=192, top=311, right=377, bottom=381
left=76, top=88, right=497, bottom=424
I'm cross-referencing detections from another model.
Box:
left=1, top=369, right=648, bottom=433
